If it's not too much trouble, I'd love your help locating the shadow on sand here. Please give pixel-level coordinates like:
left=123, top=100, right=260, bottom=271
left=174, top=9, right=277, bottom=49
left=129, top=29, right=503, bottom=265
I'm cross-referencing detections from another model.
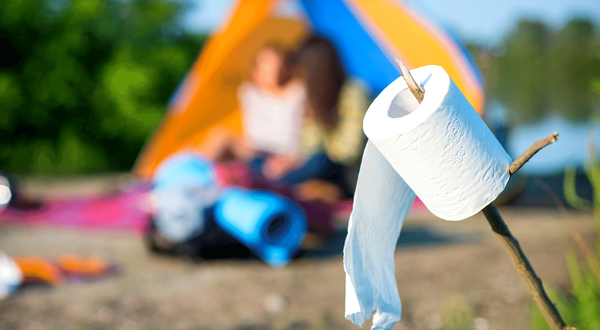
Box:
left=147, top=218, right=480, bottom=264
left=299, top=224, right=479, bottom=259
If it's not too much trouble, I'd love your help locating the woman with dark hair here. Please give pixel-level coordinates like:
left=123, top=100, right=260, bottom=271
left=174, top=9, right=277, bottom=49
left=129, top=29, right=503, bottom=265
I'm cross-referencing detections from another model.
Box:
left=297, top=35, right=346, bottom=133
left=257, top=35, right=369, bottom=197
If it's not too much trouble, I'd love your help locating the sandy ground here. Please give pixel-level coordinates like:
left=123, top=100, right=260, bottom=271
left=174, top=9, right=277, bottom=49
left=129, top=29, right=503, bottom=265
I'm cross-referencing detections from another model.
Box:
left=0, top=176, right=597, bottom=330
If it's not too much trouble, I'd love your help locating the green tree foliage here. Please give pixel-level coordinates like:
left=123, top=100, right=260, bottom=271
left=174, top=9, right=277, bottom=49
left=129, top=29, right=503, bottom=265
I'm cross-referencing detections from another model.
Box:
left=494, top=21, right=551, bottom=122
left=0, top=0, right=206, bottom=174
left=480, top=19, right=600, bottom=123
left=549, top=20, right=600, bottom=121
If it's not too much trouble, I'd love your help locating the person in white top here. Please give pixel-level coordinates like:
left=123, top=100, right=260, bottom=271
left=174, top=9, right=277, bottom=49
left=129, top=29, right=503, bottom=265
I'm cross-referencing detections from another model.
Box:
left=241, top=46, right=305, bottom=152
left=238, top=80, right=305, bottom=156
left=200, top=44, right=307, bottom=178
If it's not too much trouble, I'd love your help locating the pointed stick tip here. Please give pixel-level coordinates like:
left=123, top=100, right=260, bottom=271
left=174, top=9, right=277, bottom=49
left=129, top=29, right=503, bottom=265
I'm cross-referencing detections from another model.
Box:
left=394, top=57, right=407, bottom=71
left=393, top=57, right=425, bottom=103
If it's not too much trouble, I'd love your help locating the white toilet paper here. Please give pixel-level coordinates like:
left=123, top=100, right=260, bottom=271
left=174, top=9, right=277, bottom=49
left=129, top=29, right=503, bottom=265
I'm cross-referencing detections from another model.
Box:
left=344, top=65, right=511, bottom=329
left=344, top=141, right=416, bottom=329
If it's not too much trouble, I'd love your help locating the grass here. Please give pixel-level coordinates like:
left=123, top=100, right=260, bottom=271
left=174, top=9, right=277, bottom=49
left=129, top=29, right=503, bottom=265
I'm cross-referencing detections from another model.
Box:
left=532, top=139, right=600, bottom=329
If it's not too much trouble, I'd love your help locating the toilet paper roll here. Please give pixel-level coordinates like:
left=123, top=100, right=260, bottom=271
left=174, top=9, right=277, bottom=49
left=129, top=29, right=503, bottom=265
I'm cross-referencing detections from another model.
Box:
left=344, top=65, right=511, bottom=329
left=364, top=65, right=511, bottom=220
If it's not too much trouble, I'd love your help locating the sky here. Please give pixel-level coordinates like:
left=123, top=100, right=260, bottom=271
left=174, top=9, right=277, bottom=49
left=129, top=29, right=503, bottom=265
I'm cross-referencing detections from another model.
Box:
left=181, top=0, right=600, bottom=44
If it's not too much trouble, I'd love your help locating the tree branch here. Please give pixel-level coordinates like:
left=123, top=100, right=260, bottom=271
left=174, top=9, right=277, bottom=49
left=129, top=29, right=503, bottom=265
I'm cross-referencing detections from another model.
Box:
left=482, top=133, right=574, bottom=330
left=482, top=203, right=573, bottom=330
left=509, top=132, right=559, bottom=176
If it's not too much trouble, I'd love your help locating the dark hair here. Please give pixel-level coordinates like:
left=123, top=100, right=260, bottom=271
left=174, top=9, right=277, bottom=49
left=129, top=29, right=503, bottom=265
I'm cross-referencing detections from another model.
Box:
left=296, top=35, right=346, bottom=131
left=253, top=43, right=294, bottom=86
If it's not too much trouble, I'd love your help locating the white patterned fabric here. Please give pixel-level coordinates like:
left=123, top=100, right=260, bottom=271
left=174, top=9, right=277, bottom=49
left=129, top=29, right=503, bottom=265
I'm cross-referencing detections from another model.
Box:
left=238, top=82, right=306, bottom=156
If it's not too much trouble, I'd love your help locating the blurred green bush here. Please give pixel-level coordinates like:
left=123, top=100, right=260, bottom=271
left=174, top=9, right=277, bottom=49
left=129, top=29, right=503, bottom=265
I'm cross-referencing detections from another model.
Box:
left=469, top=19, right=600, bottom=124
left=0, top=0, right=206, bottom=174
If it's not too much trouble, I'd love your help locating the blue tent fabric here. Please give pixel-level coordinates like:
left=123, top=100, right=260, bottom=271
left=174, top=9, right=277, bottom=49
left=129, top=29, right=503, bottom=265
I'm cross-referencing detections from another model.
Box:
left=301, top=0, right=399, bottom=94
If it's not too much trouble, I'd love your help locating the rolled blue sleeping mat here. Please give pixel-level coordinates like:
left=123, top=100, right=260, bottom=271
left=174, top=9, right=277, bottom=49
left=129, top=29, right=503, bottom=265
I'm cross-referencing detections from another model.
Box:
left=153, top=152, right=217, bottom=189
left=214, top=188, right=307, bottom=268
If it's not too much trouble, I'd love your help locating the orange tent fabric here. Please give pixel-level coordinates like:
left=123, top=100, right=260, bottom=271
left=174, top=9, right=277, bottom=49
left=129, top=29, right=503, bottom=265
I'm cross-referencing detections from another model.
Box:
left=133, top=0, right=484, bottom=178
left=134, top=4, right=306, bottom=178
left=347, top=0, right=483, bottom=112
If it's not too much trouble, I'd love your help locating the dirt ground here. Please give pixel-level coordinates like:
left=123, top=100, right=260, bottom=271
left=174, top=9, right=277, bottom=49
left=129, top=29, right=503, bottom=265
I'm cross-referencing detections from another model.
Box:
left=0, top=175, right=597, bottom=330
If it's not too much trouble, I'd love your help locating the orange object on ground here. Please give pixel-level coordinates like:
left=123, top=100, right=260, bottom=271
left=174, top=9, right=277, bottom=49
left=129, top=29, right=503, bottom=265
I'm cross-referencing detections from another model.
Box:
left=13, top=257, right=64, bottom=285
left=12, top=255, right=116, bottom=286
left=55, top=255, right=115, bottom=277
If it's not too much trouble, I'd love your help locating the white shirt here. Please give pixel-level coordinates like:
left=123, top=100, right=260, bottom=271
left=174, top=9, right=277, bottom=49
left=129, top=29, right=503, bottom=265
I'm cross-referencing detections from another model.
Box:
left=238, top=81, right=306, bottom=155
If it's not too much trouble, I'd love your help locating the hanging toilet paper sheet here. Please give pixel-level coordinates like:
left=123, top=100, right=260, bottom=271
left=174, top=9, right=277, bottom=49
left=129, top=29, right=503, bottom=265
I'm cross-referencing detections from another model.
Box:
left=344, top=65, right=511, bottom=329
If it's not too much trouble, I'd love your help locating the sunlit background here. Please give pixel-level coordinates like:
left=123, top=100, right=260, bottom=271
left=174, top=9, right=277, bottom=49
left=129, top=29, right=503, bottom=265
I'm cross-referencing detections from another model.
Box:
left=1, top=1, right=600, bottom=329
left=1, top=0, right=599, bottom=175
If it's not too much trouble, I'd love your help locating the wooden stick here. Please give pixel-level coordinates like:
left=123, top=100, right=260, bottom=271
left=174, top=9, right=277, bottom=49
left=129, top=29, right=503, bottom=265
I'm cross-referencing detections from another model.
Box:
left=395, top=58, right=424, bottom=103
left=482, top=203, right=573, bottom=330
left=392, top=60, right=572, bottom=329
left=509, top=132, right=559, bottom=176
left=482, top=139, right=572, bottom=330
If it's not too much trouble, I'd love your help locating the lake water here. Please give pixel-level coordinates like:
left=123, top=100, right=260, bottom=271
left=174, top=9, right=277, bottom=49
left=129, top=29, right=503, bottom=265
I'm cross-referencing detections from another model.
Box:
left=505, top=116, right=600, bottom=176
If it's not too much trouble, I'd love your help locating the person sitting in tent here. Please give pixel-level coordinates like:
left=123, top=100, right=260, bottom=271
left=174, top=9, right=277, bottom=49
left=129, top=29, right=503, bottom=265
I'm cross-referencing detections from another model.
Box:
left=144, top=36, right=371, bottom=255
left=249, top=35, right=370, bottom=198
left=200, top=43, right=307, bottom=164
left=203, top=37, right=368, bottom=195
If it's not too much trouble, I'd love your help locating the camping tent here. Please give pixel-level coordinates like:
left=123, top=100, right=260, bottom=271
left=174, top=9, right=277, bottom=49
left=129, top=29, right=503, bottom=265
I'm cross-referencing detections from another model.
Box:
left=133, top=0, right=484, bottom=178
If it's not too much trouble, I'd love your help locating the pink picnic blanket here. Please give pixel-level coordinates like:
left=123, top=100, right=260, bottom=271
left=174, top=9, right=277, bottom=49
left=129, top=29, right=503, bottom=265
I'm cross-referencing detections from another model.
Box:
left=0, top=184, right=429, bottom=233
left=0, top=186, right=150, bottom=233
